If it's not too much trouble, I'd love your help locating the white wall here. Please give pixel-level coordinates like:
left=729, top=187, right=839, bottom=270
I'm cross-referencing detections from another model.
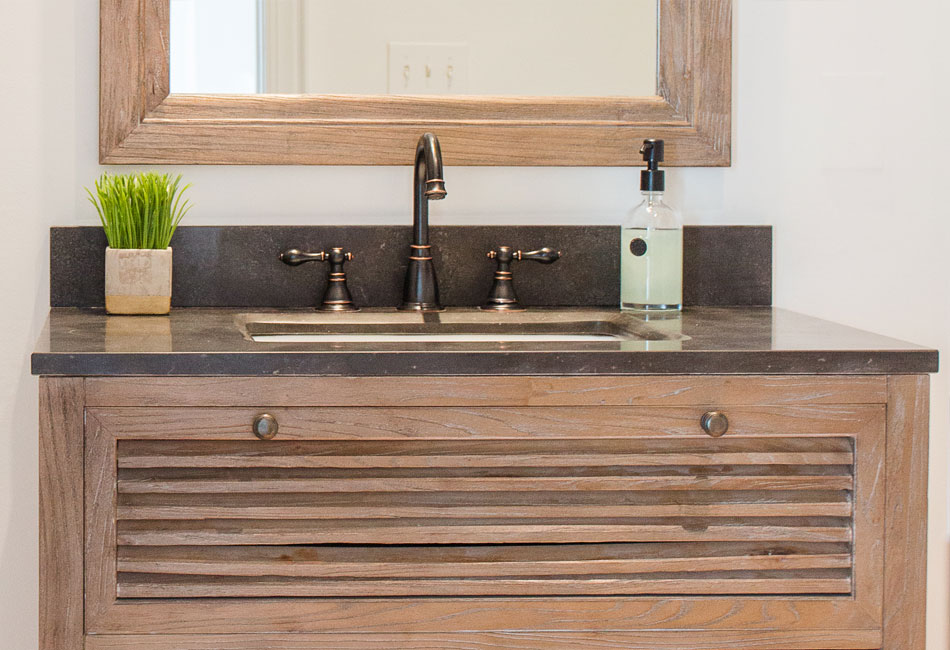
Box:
left=0, top=0, right=947, bottom=648
left=171, top=0, right=657, bottom=96
left=296, top=0, right=657, bottom=95
left=170, top=0, right=260, bottom=93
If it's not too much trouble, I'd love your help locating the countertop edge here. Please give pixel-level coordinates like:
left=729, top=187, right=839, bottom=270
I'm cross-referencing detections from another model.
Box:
left=31, top=349, right=940, bottom=377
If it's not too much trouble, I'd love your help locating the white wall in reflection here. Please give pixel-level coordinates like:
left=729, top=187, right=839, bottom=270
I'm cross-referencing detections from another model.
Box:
left=170, top=0, right=261, bottom=93
left=170, top=0, right=657, bottom=96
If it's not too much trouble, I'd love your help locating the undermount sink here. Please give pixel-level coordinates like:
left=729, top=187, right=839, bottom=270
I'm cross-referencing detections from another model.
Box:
left=237, top=309, right=687, bottom=344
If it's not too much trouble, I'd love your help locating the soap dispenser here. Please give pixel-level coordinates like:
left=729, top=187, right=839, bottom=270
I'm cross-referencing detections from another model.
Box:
left=621, top=139, right=683, bottom=311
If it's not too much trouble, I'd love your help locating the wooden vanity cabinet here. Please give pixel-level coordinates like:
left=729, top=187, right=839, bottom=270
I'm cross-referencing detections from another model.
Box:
left=39, top=375, right=928, bottom=650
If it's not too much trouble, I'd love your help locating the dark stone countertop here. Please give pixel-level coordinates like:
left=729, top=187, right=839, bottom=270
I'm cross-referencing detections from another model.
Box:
left=31, top=307, right=937, bottom=376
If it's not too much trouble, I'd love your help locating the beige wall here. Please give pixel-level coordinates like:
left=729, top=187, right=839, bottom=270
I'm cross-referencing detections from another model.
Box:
left=0, top=1, right=948, bottom=648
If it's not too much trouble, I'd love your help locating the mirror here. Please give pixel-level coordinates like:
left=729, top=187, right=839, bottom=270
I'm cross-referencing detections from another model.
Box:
left=101, top=0, right=731, bottom=166
left=169, top=0, right=658, bottom=97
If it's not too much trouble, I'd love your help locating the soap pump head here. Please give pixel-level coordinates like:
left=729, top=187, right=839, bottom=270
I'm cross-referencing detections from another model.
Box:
left=640, top=139, right=665, bottom=193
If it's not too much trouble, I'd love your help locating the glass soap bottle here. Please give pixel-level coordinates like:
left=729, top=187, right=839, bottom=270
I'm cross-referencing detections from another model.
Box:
left=621, top=139, right=683, bottom=311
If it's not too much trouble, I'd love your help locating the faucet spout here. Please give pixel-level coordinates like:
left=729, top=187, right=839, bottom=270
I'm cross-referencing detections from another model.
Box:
left=400, top=133, right=447, bottom=311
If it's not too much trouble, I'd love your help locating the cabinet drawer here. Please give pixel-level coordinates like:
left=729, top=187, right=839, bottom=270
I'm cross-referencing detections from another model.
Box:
left=85, top=404, right=884, bottom=637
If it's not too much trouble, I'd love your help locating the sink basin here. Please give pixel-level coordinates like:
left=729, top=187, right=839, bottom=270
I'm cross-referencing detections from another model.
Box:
left=237, top=309, right=687, bottom=344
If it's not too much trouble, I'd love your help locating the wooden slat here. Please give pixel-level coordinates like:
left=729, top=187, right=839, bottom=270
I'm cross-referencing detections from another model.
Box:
left=118, top=501, right=852, bottom=520
left=83, top=629, right=884, bottom=650
left=119, top=451, right=854, bottom=469
left=84, top=376, right=888, bottom=407
left=116, top=518, right=852, bottom=546
left=117, top=438, right=853, bottom=469
left=117, top=464, right=853, bottom=479
left=117, top=543, right=853, bottom=578
left=117, top=570, right=853, bottom=598
left=118, top=489, right=851, bottom=507
left=116, top=474, right=854, bottom=494
left=38, top=378, right=85, bottom=650
left=883, top=375, right=929, bottom=650
left=117, top=489, right=854, bottom=520
left=119, top=437, right=856, bottom=457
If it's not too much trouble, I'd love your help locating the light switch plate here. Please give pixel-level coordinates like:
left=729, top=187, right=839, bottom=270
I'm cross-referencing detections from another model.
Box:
left=388, top=42, right=470, bottom=95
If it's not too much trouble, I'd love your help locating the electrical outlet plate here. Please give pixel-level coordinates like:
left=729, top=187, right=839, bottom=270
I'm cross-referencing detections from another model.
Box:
left=388, top=42, right=470, bottom=95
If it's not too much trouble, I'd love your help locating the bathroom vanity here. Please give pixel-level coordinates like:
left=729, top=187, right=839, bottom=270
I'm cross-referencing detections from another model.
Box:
left=50, top=1, right=934, bottom=647
left=34, top=305, right=936, bottom=650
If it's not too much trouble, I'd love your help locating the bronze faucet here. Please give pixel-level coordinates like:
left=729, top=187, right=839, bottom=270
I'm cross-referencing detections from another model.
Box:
left=399, top=133, right=447, bottom=311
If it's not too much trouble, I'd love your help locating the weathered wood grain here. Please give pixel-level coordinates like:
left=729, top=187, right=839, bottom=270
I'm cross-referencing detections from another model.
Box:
left=84, top=375, right=887, bottom=407
left=115, top=517, right=853, bottom=546
left=117, top=571, right=853, bottom=599
left=99, top=0, right=142, bottom=159
left=143, top=0, right=168, bottom=113
left=38, top=378, right=85, bottom=650
left=658, top=0, right=692, bottom=118
left=117, top=439, right=854, bottom=469
left=117, top=543, right=853, bottom=578
left=88, top=596, right=883, bottom=636
left=883, top=375, right=929, bottom=650
left=117, top=489, right=854, bottom=520
left=691, top=0, right=733, bottom=155
left=83, top=629, right=883, bottom=650
left=63, top=373, right=908, bottom=646
left=852, top=392, right=886, bottom=624
left=84, top=410, right=120, bottom=629
left=99, top=0, right=732, bottom=166
left=91, top=405, right=884, bottom=441
left=150, top=94, right=684, bottom=124
left=115, top=474, right=856, bottom=495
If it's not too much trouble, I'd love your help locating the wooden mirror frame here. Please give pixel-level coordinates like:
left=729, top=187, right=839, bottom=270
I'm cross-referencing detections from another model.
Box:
left=100, top=0, right=731, bottom=166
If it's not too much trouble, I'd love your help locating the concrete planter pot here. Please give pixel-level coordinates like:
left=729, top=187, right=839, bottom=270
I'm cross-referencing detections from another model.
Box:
left=104, top=247, right=173, bottom=315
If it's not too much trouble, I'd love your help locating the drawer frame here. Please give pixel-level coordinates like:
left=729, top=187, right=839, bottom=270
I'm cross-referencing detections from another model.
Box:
left=38, top=375, right=928, bottom=650
left=84, top=404, right=885, bottom=635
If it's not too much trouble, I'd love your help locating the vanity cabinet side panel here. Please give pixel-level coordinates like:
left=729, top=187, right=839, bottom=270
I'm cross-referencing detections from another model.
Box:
left=883, top=375, right=929, bottom=650
left=39, top=377, right=85, bottom=650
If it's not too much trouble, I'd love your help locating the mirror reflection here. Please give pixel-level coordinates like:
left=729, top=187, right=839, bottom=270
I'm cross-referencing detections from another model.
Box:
left=170, top=0, right=658, bottom=96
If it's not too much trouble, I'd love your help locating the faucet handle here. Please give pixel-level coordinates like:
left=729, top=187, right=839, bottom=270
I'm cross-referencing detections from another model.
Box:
left=280, top=247, right=359, bottom=312
left=515, top=247, right=561, bottom=264
left=281, top=249, right=354, bottom=266
left=487, top=246, right=561, bottom=265
left=482, top=246, right=562, bottom=312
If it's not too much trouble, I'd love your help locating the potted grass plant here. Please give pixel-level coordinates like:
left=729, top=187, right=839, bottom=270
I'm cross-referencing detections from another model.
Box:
left=87, top=172, right=192, bottom=315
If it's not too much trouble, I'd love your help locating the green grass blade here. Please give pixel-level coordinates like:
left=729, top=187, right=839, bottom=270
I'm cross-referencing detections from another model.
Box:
left=84, top=171, right=193, bottom=250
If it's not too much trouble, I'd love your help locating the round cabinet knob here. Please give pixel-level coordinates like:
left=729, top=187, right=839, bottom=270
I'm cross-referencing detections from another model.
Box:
left=700, top=411, right=729, bottom=437
left=252, top=414, right=279, bottom=440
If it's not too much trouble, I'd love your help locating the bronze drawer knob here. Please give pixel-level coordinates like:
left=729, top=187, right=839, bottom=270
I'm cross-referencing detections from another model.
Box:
left=253, top=414, right=279, bottom=440
left=700, top=411, right=729, bottom=437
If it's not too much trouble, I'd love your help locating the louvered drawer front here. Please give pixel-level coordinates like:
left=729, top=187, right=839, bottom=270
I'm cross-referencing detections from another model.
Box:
left=112, top=436, right=855, bottom=598
left=85, top=404, right=884, bottom=636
